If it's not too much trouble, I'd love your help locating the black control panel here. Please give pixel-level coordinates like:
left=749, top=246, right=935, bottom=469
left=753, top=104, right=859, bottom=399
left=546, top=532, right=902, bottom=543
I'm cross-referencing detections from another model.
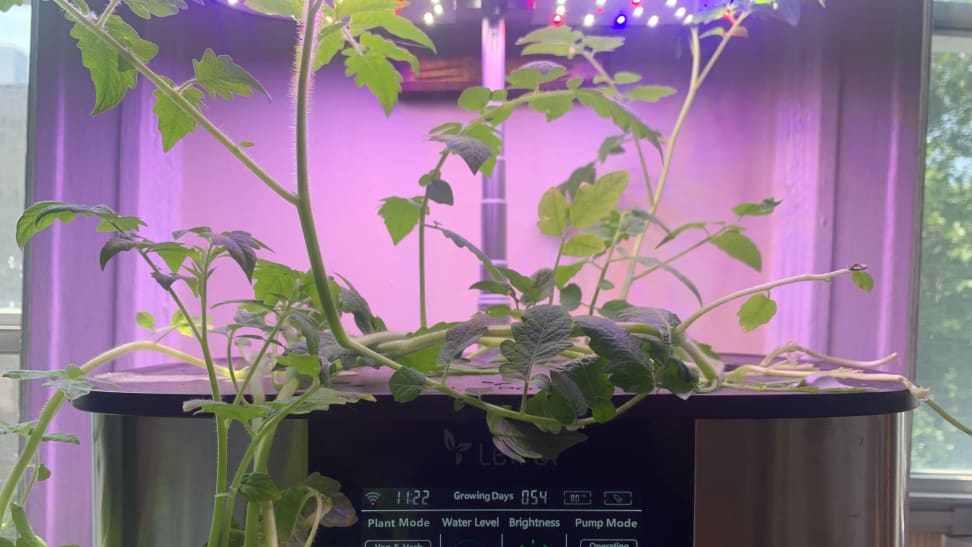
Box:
left=307, top=396, right=695, bottom=547
left=359, top=487, right=642, bottom=546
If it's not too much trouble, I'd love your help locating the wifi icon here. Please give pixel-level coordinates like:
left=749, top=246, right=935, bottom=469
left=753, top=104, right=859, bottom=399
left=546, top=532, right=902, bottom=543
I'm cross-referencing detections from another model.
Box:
left=364, top=491, right=382, bottom=507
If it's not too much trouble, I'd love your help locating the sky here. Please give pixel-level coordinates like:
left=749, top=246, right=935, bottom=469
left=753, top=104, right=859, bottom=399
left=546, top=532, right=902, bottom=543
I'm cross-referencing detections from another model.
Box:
left=0, top=6, right=31, bottom=55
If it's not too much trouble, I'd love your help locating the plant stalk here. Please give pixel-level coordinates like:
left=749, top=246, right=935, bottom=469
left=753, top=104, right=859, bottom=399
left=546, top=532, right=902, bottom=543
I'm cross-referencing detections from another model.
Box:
left=674, top=267, right=853, bottom=336
left=0, top=341, right=202, bottom=521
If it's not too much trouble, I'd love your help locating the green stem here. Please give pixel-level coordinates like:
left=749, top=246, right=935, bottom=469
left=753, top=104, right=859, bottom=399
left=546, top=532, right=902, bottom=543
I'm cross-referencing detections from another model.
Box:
left=95, top=0, right=123, bottom=26
left=620, top=15, right=748, bottom=300
left=418, top=194, right=430, bottom=329
left=679, top=337, right=719, bottom=384
left=0, top=341, right=201, bottom=521
left=548, top=237, right=567, bottom=305
left=51, top=0, right=296, bottom=205
left=588, top=214, right=626, bottom=314
left=674, top=267, right=853, bottom=336
left=232, top=309, right=289, bottom=406
left=925, top=400, right=972, bottom=437
left=629, top=227, right=725, bottom=283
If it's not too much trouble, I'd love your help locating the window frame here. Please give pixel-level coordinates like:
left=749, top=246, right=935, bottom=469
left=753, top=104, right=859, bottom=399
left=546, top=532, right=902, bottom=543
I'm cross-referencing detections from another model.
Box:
left=909, top=1, right=972, bottom=539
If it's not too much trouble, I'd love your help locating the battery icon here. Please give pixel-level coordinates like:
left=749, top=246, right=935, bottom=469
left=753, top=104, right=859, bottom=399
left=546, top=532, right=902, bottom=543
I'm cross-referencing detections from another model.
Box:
left=603, top=490, right=633, bottom=506
left=564, top=490, right=592, bottom=506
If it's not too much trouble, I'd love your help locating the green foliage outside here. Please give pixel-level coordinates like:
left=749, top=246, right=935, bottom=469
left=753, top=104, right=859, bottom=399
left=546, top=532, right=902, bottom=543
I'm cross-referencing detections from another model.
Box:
left=913, top=50, right=972, bottom=471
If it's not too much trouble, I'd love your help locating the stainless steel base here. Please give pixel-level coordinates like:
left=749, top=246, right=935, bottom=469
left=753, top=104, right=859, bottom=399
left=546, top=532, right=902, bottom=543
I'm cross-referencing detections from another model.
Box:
left=91, top=415, right=307, bottom=547
left=90, top=413, right=906, bottom=547
left=695, top=414, right=907, bottom=547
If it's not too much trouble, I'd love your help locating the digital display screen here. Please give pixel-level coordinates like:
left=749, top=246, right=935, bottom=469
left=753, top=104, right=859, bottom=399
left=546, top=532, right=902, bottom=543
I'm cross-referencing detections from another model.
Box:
left=359, top=488, right=641, bottom=546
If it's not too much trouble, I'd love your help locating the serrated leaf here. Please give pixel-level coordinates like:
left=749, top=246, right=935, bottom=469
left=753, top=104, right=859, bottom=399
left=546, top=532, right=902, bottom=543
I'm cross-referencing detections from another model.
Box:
left=276, top=353, right=322, bottom=377
left=732, top=197, right=782, bottom=216
left=555, top=262, right=585, bottom=288
left=537, top=188, right=570, bottom=237
left=515, top=25, right=582, bottom=46
left=193, top=48, right=268, bottom=100
left=470, top=279, right=512, bottom=296
left=656, top=221, right=708, bottom=248
left=658, top=357, right=698, bottom=399
left=597, top=135, right=625, bottom=163
left=711, top=230, right=762, bottom=271
left=737, top=293, right=777, bottom=332
left=570, top=171, right=629, bottom=229
left=559, top=283, right=581, bottom=311
left=563, top=233, right=605, bottom=257
left=427, top=224, right=503, bottom=280
left=530, top=268, right=556, bottom=303
left=626, top=85, right=677, bottom=102
left=270, top=388, right=375, bottom=414
left=497, top=266, right=541, bottom=302
left=344, top=49, right=401, bottom=116
left=613, top=71, right=641, bottom=84
left=335, top=274, right=385, bottom=334
left=458, top=86, right=491, bottom=112
left=389, top=367, right=426, bottom=402
left=521, top=42, right=574, bottom=56
left=437, top=314, right=488, bottom=366
left=124, top=0, right=186, bottom=18
left=135, top=311, right=155, bottom=329
left=485, top=304, right=513, bottom=318
left=487, top=414, right=587, bottom=463
left=10, top=504, right=45, bottom=547
left=245, top=0, right=302, bottom=18
left=70, top=18, right=154, bottom=115
left=634, top=257, right=702, bottom=306
left=148, top=241, right=194, bottom=272
left=211, top=230, right=267, bottom=281
left=252, top=259, right=302, bottom=306
left=432, top=134, right=493, bottom=175
left=559, top=163, right=596, bottom=199
left=360, top=31, right=419, bottom=74
left=499, top=305, right=574, bottom=381
left=99, top=237, right=138, bottom=269
left=349, top=10, right=436, bottom=51
left=425, top=179, right=453, bottom=205
left=335, top=0, right=400, bottom=18
left=41, top=431, right=80, bottom=444
left=852, top=270, right=874, bottom=292
left=152, top=84, right=205, bottom=151
left=551, top=355, right=615, bottom=422
left=528, top=94, right=574, bottom=122
left=314, top=22, right=347, bottom=69
left=240, top=472, right=281, bottom=503
left=584, top=35, right=624, bottom=53
left=378, top=196, right=421, bottom=245
left=183, top=399, right=270, bottom=421
left=44, top=376, right=93, bottom=401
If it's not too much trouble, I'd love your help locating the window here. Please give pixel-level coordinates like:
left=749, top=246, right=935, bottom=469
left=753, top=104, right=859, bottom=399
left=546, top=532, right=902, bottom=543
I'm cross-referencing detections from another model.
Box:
left=909, top=0, right=972, bottom=542
left=0, top=2, right=28, bottom=540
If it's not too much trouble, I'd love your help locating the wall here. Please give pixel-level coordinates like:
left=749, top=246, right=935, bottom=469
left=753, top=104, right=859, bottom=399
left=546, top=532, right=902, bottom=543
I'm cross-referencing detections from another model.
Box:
left=169, top=10, right=786, bottom=355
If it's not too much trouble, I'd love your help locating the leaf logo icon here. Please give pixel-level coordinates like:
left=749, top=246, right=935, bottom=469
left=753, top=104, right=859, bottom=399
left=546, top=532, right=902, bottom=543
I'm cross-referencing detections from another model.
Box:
left=443, top=429, right=471, bottom=464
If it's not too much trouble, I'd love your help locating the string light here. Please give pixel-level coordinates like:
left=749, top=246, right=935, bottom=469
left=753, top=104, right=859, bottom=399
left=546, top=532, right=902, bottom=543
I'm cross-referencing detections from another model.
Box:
left=647, top=13, right=659, bottom=26
left=583, top=12, right=595, bottom=25
left=683, top=13, right=693, bottom=23
left=552, top=12, right=565, bottom=24
left=632, top=5, right=643, bottom=17
left=673, top=6, right=685, bottom=17
left=423, top=11, right=434, bottom=24
left=613, top=11, right=627, bottom=27
left=665, top=0, right=676, bottom=7
left=555, top=4, right=566, bottom=14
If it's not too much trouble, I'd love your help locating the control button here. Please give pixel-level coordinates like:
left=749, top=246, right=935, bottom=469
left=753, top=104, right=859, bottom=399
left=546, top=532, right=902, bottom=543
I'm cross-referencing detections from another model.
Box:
left=580, top=540, right=638, bottom=547
left=364, top=541, right=432, bottom=547
left=602, top=490, right=633, bottom=506
left=563, top=490, right=592, bottom=506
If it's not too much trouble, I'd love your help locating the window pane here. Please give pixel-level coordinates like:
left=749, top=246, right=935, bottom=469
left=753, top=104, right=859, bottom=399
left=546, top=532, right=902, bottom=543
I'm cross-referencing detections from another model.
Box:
left=0, top=4, right=28, bottom=313
left=913, top=47, right=972, bottom=472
